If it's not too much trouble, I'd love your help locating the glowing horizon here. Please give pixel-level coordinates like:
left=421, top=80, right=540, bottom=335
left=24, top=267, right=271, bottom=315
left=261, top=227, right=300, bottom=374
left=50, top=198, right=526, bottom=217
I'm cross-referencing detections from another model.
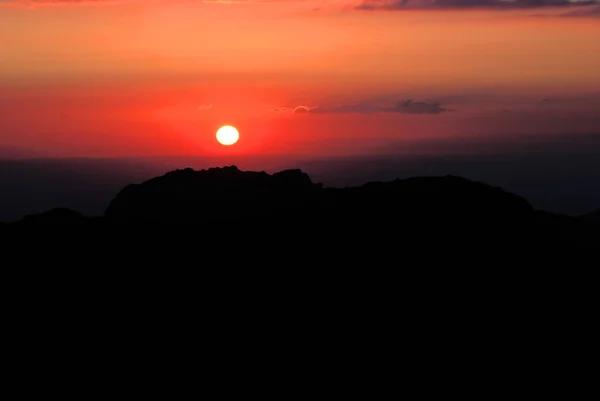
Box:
left=1, top=0, right=599, bottom=157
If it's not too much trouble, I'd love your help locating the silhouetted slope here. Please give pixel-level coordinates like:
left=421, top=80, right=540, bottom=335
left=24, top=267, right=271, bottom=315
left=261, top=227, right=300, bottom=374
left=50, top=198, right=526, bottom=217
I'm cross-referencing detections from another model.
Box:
left=334, top=175, right=533, bottom=226
left=581, top=209, right=600, bottom=222
left=534, top=210, right=599, bottom=247
left=3, top=167, right=596, bottom=363
left=103, top=166, right=534, bottom=229
left=104, top=166, right=323, bottom=223
left=5, top=165, right=600, bottom=251
left=14, top=208, right=91, bottom=225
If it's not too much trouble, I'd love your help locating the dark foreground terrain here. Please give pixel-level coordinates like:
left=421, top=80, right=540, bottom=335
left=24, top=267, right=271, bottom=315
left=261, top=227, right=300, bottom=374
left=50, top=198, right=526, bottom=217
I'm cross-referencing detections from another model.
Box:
left=2, top=166, right=597, bottom=361
left=2, top=166, right=598, bottom=258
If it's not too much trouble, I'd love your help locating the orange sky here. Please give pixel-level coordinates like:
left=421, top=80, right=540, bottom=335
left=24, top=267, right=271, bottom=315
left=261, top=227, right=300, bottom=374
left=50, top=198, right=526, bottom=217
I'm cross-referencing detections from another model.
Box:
left=1, top=0, right=599, bottom=157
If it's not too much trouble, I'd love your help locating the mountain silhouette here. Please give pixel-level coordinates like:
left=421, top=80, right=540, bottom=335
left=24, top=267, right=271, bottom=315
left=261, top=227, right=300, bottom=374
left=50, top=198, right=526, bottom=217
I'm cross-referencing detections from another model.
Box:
left=104, top=166, right=322, bottom=223
left=14, top=208, right=92, bottom=225
left=3, top=165, right=599, bottom=252
left=582, top=209, right=600, bottom=222
left=3, top=164, right=598, bottom=328
left=101, top=166, right=533, bottom=226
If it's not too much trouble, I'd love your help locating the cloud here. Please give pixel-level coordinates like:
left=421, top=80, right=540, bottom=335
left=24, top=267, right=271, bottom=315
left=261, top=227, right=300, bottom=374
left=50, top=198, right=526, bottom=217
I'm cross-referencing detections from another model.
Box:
left=197, top=104, right=213, bottom=111
left=310, top=102, right=382, bottom=114
left=294, top=99, right=450, bottom=115
left=384, top=99, right=449, bottom=114
left=293, top=106, right=318, bottom=113
left=355, top=0, right=600, bottom=10
left=561, top=3, right=600, bottom=14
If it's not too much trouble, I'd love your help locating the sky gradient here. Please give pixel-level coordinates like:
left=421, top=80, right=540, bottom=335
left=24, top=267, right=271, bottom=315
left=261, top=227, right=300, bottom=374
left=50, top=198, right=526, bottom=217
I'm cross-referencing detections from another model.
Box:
left=1, top=0, right=599, bottom=157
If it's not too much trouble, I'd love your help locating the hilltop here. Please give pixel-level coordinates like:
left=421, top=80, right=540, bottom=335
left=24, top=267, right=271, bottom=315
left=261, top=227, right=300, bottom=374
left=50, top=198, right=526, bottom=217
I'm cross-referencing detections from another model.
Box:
left=2, top=166, right=597, bottom=252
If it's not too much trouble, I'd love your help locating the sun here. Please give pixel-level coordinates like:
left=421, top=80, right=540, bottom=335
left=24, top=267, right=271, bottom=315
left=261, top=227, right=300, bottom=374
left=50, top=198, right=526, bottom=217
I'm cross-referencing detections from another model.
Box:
left=216, top=125, right=239, bottom=146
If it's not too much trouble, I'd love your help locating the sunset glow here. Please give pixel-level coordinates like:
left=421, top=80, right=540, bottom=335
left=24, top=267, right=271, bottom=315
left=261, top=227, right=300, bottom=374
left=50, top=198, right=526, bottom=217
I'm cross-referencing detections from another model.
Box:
left=0, top=0, right=599, bottom=158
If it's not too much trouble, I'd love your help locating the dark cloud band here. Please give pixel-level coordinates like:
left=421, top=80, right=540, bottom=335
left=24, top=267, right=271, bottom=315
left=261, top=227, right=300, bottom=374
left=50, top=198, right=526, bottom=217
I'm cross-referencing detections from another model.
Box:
left=356, top=0, right=600, bottom=10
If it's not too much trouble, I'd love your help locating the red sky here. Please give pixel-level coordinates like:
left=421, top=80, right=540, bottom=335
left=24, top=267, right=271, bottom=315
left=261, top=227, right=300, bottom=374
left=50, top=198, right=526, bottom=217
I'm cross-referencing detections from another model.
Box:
left=1, top=0, right=599, bottom=157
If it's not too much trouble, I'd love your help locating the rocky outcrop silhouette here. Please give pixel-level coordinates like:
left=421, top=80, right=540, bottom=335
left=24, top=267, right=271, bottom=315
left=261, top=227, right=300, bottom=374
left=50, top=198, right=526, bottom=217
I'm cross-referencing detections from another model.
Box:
left=3, top=165, right=599, bottom=250
left=104, top=166, right=324, bottom=223
left=102, top=166, right=534, bottom=227
left=3, top=166, right=596, bottom=342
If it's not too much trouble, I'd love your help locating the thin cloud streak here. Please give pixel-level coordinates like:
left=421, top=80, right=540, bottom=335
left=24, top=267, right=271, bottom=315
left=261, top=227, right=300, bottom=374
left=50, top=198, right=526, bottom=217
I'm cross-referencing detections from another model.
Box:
left=355, top=0, right=600, bottom=10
